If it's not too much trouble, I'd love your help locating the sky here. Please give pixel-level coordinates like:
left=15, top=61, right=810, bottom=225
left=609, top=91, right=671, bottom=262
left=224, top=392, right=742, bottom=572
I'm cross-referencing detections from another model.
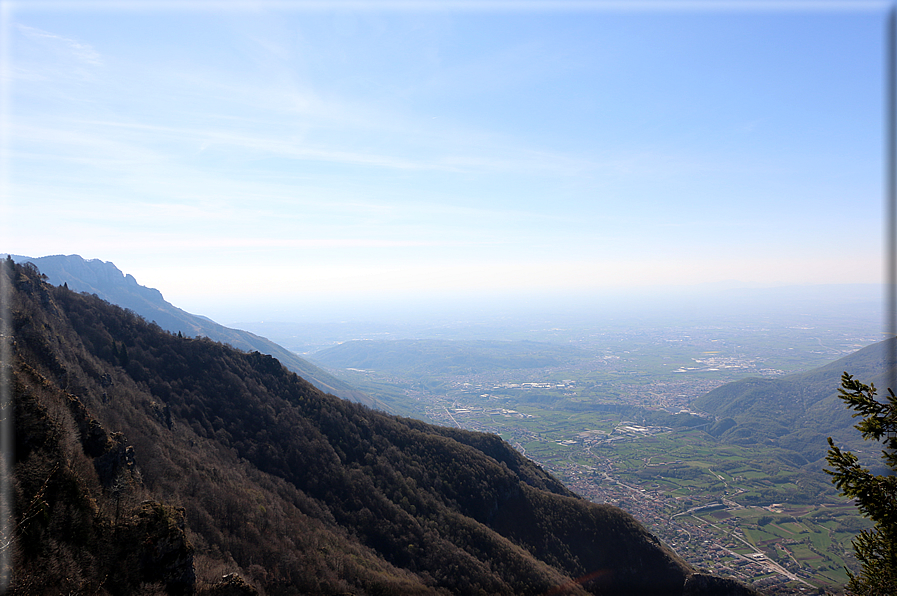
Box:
left=0, top=1, right=890, bottom=322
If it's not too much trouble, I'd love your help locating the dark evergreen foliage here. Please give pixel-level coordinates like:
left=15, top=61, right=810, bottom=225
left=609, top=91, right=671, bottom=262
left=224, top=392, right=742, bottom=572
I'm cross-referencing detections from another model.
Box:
left=825, top=373, right=897, bottom=595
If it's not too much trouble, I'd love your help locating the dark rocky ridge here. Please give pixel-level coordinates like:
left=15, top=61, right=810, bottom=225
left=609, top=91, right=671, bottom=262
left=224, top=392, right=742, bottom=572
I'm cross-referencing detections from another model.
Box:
left=6, top=259, right=757, bottom=595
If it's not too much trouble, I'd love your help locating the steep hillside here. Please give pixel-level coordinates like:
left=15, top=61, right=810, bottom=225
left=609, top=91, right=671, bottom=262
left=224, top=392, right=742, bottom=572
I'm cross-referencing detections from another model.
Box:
left=11, top=254, right=376, bottom=408
left=693, top=337, right=897, bottom=463
left=5, top=259, right=755, bottom=595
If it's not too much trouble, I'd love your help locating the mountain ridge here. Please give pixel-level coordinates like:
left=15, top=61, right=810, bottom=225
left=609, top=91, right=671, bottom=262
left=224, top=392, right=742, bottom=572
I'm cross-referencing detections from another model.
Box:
left=6, top=257, right=755, bottom=595
left=9, top=253, right=379, bottom=409
left=693, top=337, right=897, bottom=464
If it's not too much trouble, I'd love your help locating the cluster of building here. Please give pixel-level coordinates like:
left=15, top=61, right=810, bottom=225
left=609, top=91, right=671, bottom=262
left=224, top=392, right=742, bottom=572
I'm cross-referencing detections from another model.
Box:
left=390, top=361, right=836, bottom=593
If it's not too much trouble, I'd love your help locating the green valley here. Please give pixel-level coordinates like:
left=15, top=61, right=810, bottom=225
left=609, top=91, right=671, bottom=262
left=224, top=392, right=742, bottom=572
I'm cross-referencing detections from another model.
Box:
left=308, top=325, right=887, bottom=594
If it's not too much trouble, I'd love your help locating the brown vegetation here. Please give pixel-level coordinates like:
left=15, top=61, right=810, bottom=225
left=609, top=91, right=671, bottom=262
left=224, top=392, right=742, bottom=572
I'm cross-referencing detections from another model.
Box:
left=4, top=258, right=753, bottom=595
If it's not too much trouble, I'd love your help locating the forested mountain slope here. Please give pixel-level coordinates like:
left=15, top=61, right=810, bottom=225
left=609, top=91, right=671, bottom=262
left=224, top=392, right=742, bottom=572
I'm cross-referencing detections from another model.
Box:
left=10, top=254, right=376, bottom=407
left=693, top=337, right=897, bottom=463
left=6, top=260, right=755, bottom=595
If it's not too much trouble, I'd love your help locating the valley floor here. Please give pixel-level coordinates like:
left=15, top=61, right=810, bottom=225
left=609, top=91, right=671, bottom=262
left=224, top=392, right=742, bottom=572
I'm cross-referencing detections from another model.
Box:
left=323, top=356, right=873, bottom=595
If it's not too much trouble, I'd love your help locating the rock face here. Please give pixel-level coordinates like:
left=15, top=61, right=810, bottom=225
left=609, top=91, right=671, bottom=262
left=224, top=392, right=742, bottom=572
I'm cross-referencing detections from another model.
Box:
left=120, top=502, right=196, bottom=596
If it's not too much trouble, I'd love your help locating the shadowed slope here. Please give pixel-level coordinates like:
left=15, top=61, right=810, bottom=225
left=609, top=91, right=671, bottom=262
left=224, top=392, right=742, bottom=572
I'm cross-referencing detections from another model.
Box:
left=7, top=259, right=754, bottom=595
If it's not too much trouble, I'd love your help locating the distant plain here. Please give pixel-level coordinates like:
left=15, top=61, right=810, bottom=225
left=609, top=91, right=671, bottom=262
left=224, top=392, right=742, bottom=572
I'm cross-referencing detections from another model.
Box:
left=232, top=284, right=885, bottom=592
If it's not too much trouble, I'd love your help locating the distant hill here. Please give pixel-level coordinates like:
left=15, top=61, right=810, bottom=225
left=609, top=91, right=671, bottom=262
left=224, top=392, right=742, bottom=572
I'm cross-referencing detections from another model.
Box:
left=7, top=258, right=755, bottom=595
left=693, top=337, right=897, bottom=463
left=10, top=253, right=378, bottom=408
left=310, top=338, right=593, bottom=376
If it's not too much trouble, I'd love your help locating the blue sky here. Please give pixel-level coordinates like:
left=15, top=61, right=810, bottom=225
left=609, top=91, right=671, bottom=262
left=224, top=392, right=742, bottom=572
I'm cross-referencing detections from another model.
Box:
left=1, top=1, right=888, bottom=321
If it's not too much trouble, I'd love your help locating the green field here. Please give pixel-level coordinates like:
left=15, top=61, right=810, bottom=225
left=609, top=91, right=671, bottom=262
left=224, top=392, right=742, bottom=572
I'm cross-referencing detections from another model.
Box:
left=456, top=401, right=870, bottom=591
left=312, top=325, right=882, bottom=593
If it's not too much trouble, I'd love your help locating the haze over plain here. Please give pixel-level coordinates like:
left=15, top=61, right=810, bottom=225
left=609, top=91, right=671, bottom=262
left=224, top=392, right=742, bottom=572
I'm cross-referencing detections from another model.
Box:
left=3, top=6, right=892, bottom=587
left=1, top=1, right=887, bottom=324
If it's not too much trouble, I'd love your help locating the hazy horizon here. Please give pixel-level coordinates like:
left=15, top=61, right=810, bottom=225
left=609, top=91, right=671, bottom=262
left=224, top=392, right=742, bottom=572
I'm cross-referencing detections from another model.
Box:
left=2, top=2, right=888, bottom=322
left=220, top=280, right=886, bottom=327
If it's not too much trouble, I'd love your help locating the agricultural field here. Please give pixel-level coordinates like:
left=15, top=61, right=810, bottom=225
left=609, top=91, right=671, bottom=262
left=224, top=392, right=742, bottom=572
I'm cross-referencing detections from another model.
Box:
left=325, top=368, right=872, bottom=592
left=467, top=407, right=870, bottom=593
left=308, top=320, right=883, bottom=593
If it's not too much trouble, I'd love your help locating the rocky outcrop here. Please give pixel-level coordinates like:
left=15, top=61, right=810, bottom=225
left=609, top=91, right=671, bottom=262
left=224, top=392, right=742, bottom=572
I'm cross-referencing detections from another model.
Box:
left=202, top=574, right=260, bottom=596
left=118, top=501, right=196, bottom=596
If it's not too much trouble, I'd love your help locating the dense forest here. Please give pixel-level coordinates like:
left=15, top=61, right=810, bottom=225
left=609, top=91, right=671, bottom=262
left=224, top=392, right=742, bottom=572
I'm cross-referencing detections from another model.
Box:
left=5, top=259, right=755, bottom=595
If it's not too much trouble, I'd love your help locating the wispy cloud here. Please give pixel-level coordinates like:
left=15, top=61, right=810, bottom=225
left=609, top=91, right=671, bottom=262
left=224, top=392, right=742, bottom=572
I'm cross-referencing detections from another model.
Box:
left=100, top=237, right=452, bottom=249
left=3, top=6, right=881, bottom=306
left=16, top=24, right=102, bottom=66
